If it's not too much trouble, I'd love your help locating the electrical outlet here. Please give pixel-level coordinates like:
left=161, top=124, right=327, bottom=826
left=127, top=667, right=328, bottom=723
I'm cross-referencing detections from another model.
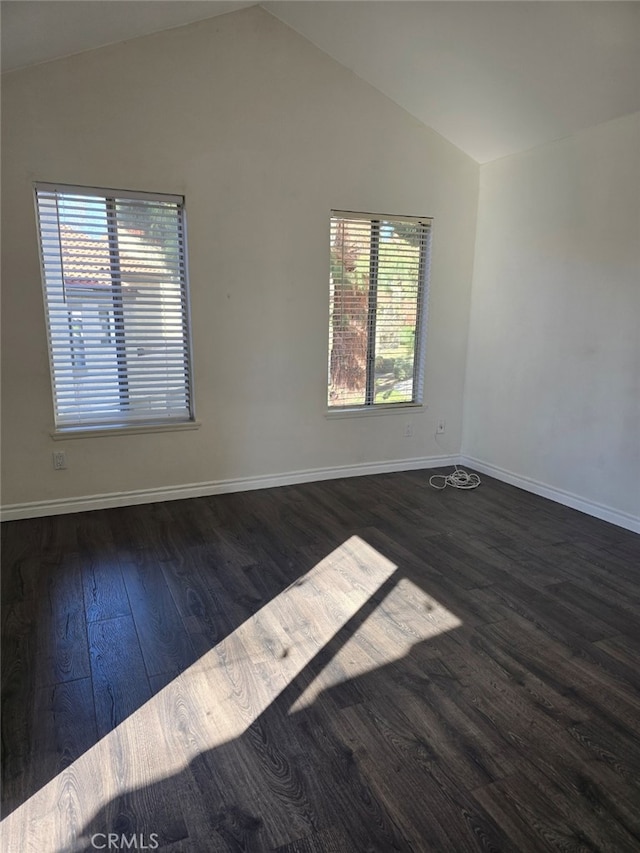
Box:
left=404, top=423, right=413, bottom=438
left=436, top=419, right=446, bottom=434
left=53, top=450, right=67, bottom=470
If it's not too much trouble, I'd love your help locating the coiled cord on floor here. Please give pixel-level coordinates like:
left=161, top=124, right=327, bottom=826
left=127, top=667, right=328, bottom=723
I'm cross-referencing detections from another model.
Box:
left=429, top=466, right=481, bottom=490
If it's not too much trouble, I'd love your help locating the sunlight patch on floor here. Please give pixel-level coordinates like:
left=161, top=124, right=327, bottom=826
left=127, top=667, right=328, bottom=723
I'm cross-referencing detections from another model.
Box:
left=2, top=536, right=461, bottom=853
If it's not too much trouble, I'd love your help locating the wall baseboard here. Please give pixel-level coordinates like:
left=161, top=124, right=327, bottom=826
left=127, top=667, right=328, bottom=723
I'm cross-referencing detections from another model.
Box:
left=460, top=455, right=640, bottom=535
left=0, top=455, right=458, bottom=521
left=3, top=453, right=637, bottom=534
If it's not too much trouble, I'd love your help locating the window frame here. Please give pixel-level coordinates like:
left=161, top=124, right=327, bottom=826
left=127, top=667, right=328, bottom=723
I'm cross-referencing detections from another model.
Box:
left=34, top=182, right=197, bottom=437
left=327, top=210, right=432, bottom=414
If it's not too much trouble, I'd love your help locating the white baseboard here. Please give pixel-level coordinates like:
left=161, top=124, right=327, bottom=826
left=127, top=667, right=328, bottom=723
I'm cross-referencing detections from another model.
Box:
left=0, top=454, right=458, bottom=521
left=460, top=455, right=640, bottom=535
left=4, top=454, right=637, bottom=534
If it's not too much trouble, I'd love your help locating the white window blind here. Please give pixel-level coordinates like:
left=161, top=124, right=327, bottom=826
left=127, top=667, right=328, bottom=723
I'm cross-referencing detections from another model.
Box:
left=328, top=211, right=432, bottom=409
left=34, top=183, right=194, bottom=430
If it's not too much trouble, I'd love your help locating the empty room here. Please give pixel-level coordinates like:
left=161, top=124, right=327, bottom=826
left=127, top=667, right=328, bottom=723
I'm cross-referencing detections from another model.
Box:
left=1, top=2, right=639, bottom=851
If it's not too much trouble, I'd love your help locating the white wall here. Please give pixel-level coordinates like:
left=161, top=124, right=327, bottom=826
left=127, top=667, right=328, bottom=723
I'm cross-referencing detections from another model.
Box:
left=0, top=7, right=479, bottom=512
left=463, top=112, right=640, bottom=524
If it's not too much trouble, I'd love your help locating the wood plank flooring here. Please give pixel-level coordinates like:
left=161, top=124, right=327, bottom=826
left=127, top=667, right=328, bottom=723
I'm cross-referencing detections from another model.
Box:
left=2, top=469, right=640, bottom=852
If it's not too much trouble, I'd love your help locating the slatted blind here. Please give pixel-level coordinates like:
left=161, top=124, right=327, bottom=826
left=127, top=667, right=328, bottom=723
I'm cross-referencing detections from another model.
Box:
left=328, top=211, right=431, bottom=408
left=34, top=183, right=194, bottom=430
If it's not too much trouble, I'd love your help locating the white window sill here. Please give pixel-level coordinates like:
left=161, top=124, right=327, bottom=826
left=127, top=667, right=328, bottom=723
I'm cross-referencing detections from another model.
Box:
left=326, top=404, right=426, bottom=420
left=51, top=420, right=202, bottom=440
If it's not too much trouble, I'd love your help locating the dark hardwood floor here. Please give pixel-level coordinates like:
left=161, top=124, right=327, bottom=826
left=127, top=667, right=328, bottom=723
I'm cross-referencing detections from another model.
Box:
left=2, top=469, right=640, bottom=852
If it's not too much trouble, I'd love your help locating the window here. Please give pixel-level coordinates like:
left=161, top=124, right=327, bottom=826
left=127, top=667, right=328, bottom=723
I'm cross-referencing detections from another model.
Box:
left=328, top=211, right=432, bottom=409
left=34, top=183, right=194, bottom=431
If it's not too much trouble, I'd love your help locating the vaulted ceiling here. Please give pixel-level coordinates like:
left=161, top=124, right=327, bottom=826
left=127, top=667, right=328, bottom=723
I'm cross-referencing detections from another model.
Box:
left=2, top=1, right=639, bottom=163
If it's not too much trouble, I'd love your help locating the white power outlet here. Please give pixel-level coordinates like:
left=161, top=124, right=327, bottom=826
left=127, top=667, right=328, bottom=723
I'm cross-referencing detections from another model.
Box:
left=53, top=450, right=67, bottom=470
left=404, top=423, right=413, bottom=438
left=436, top=419, right=446, bottom=434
